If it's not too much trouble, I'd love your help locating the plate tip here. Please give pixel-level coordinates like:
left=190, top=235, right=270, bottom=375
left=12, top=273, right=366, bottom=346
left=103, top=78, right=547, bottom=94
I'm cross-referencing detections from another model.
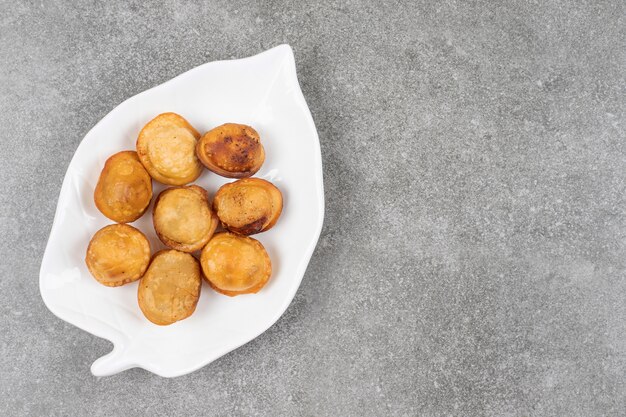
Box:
left=90, top=346, right=134, bottom=377
left=272, top=44, right=295, bottom=59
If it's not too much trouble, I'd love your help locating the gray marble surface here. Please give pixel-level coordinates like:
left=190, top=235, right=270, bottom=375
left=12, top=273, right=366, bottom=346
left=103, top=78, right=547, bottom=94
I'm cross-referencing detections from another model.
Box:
left=1, top=1, right=625, bottom=416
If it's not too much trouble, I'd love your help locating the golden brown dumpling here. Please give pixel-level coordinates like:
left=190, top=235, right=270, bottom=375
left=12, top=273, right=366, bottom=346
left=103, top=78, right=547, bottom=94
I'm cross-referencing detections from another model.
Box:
left=213, top=178, right=282, bottom=235
left=137, top=250, right=202, bottom=325
left=153, top=185, right=219, bottom=252
left=85, top=224, right=151, bottom=287
left=196, top=123, right=265, bottom=178
left=200, top=232, right=271, bottom=296
left=136, top=113, right=203, bottom=185
left=94, top=151, right=152, bottom=223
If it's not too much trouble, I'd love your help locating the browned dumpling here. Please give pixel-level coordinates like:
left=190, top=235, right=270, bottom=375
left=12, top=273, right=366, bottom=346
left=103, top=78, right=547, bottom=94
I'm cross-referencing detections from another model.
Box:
left=94, top=151, right=152, bottom=223
left=196, top=123, right=265, bottom=178
left=213, top=178, right=282, bottom=235
left=137, top=250, right=202, bottom=325
left=200, top=232, right=271, bottom=296
left=153, top=185, right=219, bottom=252
left=136, top=113, right=203, bottom=185
left=85, top=224, right=151, bottom=287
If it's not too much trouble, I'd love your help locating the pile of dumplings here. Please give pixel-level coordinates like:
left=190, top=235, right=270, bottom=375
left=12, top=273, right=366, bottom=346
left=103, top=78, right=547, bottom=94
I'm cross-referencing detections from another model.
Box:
left=85, top=113, right=282, bottom=325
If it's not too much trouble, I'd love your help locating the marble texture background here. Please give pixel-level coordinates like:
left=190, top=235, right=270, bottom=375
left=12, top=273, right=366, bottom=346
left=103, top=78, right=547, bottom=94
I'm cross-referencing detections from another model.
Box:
left=1, top=0, right=624, bottom=416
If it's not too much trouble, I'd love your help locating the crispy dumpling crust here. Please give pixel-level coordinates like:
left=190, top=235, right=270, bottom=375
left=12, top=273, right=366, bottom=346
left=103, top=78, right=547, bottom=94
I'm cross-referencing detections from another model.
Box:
left=137, top=250, right=202, bottom=325
left=200, top=232, right=271, bottom=296
left=85, top=224, right=151, bottom=287
left=153, top=185, right=219, bottom=252
left=213, top=178, right=282, bottom=235
left=94, top=151, right=152, bottom=223
left=136, top=113, right=203, bottom=185
left=196, top=123, right=265, bottom=178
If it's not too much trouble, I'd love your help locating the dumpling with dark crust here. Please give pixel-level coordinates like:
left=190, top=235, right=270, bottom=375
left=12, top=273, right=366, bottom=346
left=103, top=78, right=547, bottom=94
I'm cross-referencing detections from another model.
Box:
left=196, top=123, right=265, bottom=178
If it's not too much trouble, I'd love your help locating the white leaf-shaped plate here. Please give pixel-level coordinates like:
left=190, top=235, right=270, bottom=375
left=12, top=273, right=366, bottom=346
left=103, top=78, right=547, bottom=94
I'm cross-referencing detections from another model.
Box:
left=39, top=45, right=324, bottom=377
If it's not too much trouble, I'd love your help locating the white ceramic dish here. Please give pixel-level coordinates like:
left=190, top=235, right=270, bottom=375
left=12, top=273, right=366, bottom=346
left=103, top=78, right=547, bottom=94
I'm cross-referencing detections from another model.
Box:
left=39, top=45, right=324, bottom=377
